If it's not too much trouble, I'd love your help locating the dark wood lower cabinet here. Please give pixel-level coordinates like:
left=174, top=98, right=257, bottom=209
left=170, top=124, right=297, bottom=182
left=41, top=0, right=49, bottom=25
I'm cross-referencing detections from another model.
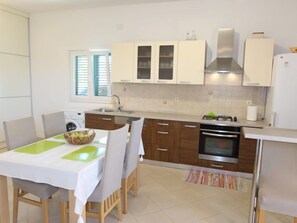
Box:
left=85, top=113, right=115, bottom=130
left=179, top=122, right=199, bottom=165
left=142, top=119, right=153, bottom=160
left=238, top=130, right=257, bottom=173
left=86, top=113, right=257, bottom=173
left=151, top=120, right=181, bottom=163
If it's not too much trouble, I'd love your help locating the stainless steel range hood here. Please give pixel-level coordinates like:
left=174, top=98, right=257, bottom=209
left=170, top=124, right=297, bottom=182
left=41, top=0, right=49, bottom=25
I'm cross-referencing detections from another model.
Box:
left=205, top=28, right=243, bottom=74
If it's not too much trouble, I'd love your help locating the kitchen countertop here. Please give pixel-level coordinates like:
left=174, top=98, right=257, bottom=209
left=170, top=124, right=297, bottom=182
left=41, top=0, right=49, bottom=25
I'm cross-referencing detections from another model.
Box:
left=85, top=109, right=268, bottom=128
left=243, top=127, right=297, bottom=143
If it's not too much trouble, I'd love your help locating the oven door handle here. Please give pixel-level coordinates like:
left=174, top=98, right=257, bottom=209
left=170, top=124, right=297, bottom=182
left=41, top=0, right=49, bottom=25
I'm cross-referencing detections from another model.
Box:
left=202, top=132, right=238, bottom=138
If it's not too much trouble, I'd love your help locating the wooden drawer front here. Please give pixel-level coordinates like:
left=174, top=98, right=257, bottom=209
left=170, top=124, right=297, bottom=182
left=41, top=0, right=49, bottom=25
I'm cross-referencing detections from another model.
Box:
left=209, top=161, right=238, bottom=171
left=198, top=159, right=238, bottom=171
left=152, top=144, right=179, bottom=163
left=153, top=132, right=174, bottom=146
left=85, top=114, right=115, bottom=130
left=180, top=122, right=200, bottom=141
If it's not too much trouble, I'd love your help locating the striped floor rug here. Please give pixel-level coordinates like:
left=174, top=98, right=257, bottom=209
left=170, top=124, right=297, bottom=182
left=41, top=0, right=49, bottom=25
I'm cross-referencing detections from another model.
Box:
left=185, top=169, right=248, bottom=192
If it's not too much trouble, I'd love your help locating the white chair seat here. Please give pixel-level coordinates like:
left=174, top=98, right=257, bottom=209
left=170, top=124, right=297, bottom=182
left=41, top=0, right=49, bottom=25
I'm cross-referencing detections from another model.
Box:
left=259, top=183, right=297, bottom=217
left=13, top=178, right=58, bottom=199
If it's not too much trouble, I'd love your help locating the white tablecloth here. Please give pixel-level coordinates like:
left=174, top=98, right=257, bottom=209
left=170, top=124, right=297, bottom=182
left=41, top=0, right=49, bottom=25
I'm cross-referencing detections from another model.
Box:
left=0, top=129, right=144, bottom=223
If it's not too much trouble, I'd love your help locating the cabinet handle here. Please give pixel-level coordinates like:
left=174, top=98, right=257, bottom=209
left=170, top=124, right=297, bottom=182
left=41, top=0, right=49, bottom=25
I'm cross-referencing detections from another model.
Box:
left=244, top=82, right=260, bottom=86
left=157, top=80, right=168, bottom=83
left=158, top=123, right=169, bottom=126
left=179, top=81, right=191, bottom=84
left=184, top=125, right=197, bottom=128
left=102, top=118, right=112, bottom=121
left=120, top=80, right=131, bottom=82
left=157, top=148, right=168, bottom=152
left=211, top=164, right=223, bottom=168
left=141, top=80, right=151, bottom=83
left=157, top=131, right=168, bottom=135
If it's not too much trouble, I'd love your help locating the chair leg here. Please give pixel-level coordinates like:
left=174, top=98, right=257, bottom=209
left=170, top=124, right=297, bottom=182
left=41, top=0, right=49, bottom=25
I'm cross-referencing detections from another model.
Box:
left=122, top=179, right=128, bottom=214
left=258, top=209, right=266, bottom=223
left=117, top=189, right=123, bottom=221
left=294, top=217, right=297, bottom=223
left=13, top=188, right=19, bottom=223
left=133, top=167, right=139, bottom=197
left=98, top=202, right=104, bottom=223
left=60, top=201, right=68, bottom=223
left=41, top=199, right=50, bottom=223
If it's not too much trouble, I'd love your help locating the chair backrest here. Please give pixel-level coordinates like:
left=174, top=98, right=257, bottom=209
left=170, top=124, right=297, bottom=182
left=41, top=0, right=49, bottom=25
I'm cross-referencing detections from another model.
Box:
left=122, top=118, right=144, bottom=178
left=260, top=141, right=297, bottom=188
left=42, top=111, right=66, bottom=138
left=97, top=124, right=129, bottom=201
left=3, top=116, right=37, bottom=150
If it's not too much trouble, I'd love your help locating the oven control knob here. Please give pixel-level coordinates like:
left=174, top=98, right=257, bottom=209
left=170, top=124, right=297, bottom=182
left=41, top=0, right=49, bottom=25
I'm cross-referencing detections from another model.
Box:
left=233, top=117, right=237, bottom=122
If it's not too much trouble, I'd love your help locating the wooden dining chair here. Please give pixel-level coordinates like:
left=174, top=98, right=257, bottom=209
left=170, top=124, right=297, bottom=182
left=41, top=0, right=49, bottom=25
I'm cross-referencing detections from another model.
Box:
left=42, top=111, right=66, bottom=138
left=60, top=124, right=129, bottom=223
left=3, top=116, right=59, bottom=223
left=121, top=117, right=144, bottom=213
left=257, top=141, right=297, bottom=223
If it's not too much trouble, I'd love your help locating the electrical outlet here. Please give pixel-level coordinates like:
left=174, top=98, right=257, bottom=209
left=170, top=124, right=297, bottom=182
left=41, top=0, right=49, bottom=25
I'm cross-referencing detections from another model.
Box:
left=174, top=97, right=180, bottom=101
left=246, top=100, right=252, bottom=105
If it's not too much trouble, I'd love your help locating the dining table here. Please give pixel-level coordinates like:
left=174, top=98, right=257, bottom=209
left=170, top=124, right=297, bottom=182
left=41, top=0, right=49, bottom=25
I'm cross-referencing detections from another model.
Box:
left=0, top=128, right=144, bottom=223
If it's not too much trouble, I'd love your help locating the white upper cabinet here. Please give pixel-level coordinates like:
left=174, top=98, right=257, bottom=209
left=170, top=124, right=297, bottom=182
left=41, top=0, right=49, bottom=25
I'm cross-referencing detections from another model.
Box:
left=177, top=40, right=206, bottom=85
left=0, top=10, right=29, bottom=56
left=243, top=38, right=274, bottom=86
left=134, top=42, right=155, bottom=83
left=154, top=41, right=178, bottom=84
left=111, top=42, right=134, bottom=83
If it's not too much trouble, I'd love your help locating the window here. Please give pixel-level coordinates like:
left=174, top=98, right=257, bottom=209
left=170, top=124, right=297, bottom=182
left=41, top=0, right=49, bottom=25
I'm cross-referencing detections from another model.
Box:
left=70, top=50, right=112, bottom=101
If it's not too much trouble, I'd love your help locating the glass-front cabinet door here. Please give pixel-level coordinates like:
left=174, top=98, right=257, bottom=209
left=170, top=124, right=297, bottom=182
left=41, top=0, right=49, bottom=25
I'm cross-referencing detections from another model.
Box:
left=155, top=41, right=178, bottom=84
left=134, top=42, right=155, bottom=83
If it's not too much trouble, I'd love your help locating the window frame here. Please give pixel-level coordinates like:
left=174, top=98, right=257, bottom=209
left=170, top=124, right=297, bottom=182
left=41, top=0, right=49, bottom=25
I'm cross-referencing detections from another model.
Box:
left=69, top=50, right=112, bottom=102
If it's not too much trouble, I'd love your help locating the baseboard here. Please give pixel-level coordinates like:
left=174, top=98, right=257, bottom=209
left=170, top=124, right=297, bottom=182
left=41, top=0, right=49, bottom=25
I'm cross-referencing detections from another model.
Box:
left=142, top=159, right=253, bottom=179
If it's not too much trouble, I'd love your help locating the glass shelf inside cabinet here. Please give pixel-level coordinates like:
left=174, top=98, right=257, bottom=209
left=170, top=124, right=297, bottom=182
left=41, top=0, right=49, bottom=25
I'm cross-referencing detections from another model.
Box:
left=137, top=46, right=152, bottom=79
left=158, top=45, right=174, bottom=80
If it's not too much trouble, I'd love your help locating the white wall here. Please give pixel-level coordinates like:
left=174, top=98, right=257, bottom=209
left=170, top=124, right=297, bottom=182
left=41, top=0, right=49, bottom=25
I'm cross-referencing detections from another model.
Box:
left=29, top=0, right=297, bottom=135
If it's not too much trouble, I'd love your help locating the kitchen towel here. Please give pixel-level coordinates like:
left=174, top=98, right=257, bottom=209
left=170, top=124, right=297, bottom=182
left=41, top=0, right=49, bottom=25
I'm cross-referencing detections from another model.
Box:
left=247, top=106, right=257, bottom=121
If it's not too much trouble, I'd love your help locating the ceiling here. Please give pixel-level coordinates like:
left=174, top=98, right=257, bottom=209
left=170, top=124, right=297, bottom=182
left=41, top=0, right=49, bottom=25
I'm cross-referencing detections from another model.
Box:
left=0, top=0, right=187, bottom=13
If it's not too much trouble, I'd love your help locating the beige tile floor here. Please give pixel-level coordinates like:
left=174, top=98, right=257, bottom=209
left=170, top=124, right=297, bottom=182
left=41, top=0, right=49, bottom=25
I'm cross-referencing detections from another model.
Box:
left=0, top=146, right=294, bottom=223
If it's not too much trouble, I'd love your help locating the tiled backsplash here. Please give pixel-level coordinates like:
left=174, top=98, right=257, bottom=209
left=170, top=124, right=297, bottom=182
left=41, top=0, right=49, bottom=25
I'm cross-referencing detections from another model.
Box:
left=112, top=83, right=266, bottom=120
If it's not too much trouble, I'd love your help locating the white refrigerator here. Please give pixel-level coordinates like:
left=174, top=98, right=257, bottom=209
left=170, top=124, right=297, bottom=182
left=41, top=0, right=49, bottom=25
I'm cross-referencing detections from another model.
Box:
left=265, top=53, right=297, bottom=129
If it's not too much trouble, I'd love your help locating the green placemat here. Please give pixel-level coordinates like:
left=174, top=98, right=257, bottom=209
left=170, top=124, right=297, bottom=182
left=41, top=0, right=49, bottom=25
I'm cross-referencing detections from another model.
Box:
left=54, top=134, right=65, bottom=140
left=62, top=146, right=105, bottom=162
left=15, top=140, right=64, bottom=154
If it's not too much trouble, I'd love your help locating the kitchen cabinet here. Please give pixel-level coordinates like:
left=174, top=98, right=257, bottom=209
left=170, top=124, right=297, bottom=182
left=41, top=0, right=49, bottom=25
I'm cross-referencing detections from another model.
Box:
left=0, top=10, right=29, bottom=56
left=111, top=42, right=135, bottom=83
left=151, top=119, right=181, bottom=163
left=85, top=113, right=115, bottom=130
left=134, top=41, right=178, bottom=84
left=238, top=129, right=257, bottom=173
left=154, top=41, right=178, bottom=84
left=0, top=9, right=30, bottom=148
left=243, top=38, right=274, bottom=86
left=142, top=119, right=153, bottom=160
left=180, top=122, right=200, bottom=165
left=134, top=42, right=155, bottom=83
left=177, top=40, right=206, bottom=85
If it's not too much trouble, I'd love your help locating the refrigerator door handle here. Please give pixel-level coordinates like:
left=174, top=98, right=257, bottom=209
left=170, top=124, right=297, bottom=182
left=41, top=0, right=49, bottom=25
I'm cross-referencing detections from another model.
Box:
left=271, top=112, right=276, bottom=127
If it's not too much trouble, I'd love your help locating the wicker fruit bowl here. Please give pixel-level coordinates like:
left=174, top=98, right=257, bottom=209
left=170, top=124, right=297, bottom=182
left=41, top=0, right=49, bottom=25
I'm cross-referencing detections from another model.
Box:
left=64, top=130, right=96, bottom=145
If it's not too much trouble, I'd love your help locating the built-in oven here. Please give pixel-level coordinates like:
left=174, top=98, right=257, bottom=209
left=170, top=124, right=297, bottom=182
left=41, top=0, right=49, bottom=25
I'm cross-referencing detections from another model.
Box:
left=199, top=124, right=240, bottom=164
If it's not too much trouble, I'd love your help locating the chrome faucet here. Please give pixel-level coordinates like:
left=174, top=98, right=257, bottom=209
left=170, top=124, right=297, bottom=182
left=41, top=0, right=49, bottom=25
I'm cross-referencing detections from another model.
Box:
left=112, top=95, right=121, bottom=111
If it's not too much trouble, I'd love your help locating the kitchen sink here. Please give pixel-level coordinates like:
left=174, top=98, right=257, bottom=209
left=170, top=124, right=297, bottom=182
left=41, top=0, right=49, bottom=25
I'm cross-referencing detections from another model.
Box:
left=96, top=108, right=134, bottom=114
